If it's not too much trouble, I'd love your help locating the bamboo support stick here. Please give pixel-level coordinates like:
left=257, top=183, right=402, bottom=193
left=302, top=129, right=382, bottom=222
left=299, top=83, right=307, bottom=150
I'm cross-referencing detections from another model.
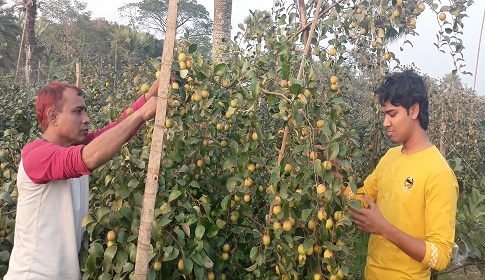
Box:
left=133, top=0, right=179, bottom=278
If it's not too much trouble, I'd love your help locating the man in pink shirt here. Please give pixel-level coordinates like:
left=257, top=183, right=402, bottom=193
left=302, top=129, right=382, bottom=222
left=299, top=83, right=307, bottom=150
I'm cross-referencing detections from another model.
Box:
left=5, top=80, right=159, bottom=279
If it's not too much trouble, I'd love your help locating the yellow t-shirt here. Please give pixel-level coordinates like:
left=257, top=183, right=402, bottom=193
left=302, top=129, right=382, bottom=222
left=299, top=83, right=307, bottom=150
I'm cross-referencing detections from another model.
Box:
left=345, top=146, right=458, bottom=280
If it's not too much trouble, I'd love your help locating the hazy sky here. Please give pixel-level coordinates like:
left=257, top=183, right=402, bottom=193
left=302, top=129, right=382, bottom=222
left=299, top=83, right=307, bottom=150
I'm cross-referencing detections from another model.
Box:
left=75, top=0, right=485, bottom=95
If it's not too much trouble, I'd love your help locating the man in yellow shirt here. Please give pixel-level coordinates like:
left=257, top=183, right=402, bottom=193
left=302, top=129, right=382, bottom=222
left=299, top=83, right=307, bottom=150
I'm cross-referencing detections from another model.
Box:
left=343, top=70, right=458, bottom=279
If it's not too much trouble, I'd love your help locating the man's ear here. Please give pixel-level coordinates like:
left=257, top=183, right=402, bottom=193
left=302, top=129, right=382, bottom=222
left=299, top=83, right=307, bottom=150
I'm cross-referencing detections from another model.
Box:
left=46, top=108, right=58, bottom=126
left=410, top=103, right=420, bottom=120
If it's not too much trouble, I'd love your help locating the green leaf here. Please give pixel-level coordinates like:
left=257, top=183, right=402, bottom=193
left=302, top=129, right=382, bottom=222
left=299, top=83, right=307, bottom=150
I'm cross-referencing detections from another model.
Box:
left=89, top=242, right=104, bottom=257
left=121, top=207, right=133, bottom=221
left=162, top=246, right=180, bottom=261
left=328, top=142, right=340, bottom=160
left=172, top=61, right=180, bottom=71
left=302, top=209, right=312, bottom=221
left=0, top=251, right=9, bottom=262
left=127, top=179, right=139, bottom=189
left=195, top=224, right=205, bottom=240
left=160, top=214, right=173, bottom=227
left=82, top=215, right=95, bottom=227
left=96, top=207, right=111, bottom=222
left=226, top=176, right=240, bottom=192
left=98, top=272, right=112, bottom=279
left=168, top=189, right=182, bottom=203
left=303, top=238, right=313, bottom=251
left=104, top=245, right=117, bottom=263
left=245, top=263, right=258, bottom=272
left=105, top=175, right=114, bottom=187
left=3, top=128, right=18, bottom=137
left=223, top=158, right=237, bottom=170
left=203, top=254, right=214, bottom=268
left=162, top=158, right=174, bottom=168
left=188, top=44, right=197, bottom=53
left=347, top=199, right=362, bottom=210
left=314, top=159, right=323, bottom=177
left=221, top=196, right=229, bottom=211
left=289, top=83, right=301, bottom=94
left=0, top=191, right=13, bottom=204
left=355, top=14, right=365, bottom=23
left=85, top=254, right=96, bottom=274
left=249, top=246, right=258, bottom=260
left=122, top=262, right=134, bottom=273
left=338, top=217, right=353, bottom=226
left=181, top=258, right=194, bottom=274
left=191, top=253, right=204, bottom=266
left=216, top=219, right=226, bottom=229
left=117, top=186, right=132, bottom=200
left=214, top=63, right=227, bottom=76
left=206, top=224, right=219, bottom=238
left=278, top=14, right=287, bottom=25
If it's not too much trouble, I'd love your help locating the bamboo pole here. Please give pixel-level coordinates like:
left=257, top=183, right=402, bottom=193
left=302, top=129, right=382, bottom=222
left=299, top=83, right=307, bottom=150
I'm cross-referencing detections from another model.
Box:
left=76, top=63, right=82, bottom=88
left=473, top=9, right=485, bottom=92
left=133, top=0, right=179, bottom=278
left=439, top=122, right=446, bottom=156
left=114, top=44, right=118, bottom=93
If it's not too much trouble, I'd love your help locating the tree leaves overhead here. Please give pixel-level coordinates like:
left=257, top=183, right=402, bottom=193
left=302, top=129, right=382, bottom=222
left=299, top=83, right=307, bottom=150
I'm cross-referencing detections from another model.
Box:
left=39, top=0, right=92, bottom=24
left=0, top=0, right=21, bottom=71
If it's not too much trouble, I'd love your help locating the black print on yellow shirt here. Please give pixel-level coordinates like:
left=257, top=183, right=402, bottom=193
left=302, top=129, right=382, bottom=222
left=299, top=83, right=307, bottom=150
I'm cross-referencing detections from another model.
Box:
left=404, top=176, right=414, bottom=189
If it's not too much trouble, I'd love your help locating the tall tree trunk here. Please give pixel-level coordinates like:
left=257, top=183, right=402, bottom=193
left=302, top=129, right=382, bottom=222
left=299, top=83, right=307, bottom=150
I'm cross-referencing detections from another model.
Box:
left=133, top=0, right=179, bottom=279
left=212, top=0, right=232, bottom=64
left=24, top=0, right=37, bottom=86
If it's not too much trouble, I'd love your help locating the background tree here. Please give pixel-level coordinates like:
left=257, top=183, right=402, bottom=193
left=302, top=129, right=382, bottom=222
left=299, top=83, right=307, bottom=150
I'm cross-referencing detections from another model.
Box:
left=109, top=27, right=162, bottom=66
left=37, top=0, right=93, bottom=66
left=119, top=0, right=213, bottom=56
left=16, top=0, right=37, bottom=85
left=0, top=0, right=21, bottom=72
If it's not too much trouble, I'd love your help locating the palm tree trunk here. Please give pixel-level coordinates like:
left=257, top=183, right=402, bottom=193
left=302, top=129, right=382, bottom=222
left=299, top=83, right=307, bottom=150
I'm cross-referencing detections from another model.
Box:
left=212, top=0, right=232, bottom=64
left=24, top=0, right=37, bottom=86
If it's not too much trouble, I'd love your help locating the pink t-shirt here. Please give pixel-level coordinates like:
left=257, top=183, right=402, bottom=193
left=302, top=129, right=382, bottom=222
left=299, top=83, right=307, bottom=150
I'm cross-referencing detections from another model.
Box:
left=5, top=95, right=146, bottom=280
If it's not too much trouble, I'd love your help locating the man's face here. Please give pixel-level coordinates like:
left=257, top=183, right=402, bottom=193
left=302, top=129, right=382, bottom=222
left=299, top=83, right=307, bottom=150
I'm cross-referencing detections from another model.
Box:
left=54, top=88, right=90, bottom=146
left=381, top=101, right=417, bottom=144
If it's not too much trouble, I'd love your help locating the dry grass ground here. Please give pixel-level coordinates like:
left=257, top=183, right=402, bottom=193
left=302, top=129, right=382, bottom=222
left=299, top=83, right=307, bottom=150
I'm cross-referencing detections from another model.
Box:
left=437, top=265, right=485, bottom=280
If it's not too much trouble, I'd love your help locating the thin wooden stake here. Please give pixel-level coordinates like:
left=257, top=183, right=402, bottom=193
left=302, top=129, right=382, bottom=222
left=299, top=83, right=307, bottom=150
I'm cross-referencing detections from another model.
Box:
left=271, top=0, right=323, bottom=225
left=297, top=0, right=323, bottom=80
left=279, top=0, right=322, bottom=167
left=440, top=122, right=446, bottom=156
left=473, top=9, right=485, bottom=92
left=15, top=12, right=27, bottom=79
left=134, top=0, right=179, bottom=279
left=76, top=63, right=82, bottom=88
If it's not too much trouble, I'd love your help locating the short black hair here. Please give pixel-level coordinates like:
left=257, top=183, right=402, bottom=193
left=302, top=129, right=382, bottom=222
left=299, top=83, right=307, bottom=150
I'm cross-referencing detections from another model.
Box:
left=375, top=70, right=429, bottom=130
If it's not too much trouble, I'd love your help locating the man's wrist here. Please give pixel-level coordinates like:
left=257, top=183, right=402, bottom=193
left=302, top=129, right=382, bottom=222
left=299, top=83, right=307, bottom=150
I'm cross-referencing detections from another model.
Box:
left=379, top=221, right=395, bottom=240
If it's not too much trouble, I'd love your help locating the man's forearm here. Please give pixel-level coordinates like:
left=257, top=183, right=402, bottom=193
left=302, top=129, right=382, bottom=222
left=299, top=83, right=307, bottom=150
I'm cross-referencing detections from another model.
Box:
left=381, top=222, right=426, bottom=262
left=81, top=111, right=145, bottom=171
